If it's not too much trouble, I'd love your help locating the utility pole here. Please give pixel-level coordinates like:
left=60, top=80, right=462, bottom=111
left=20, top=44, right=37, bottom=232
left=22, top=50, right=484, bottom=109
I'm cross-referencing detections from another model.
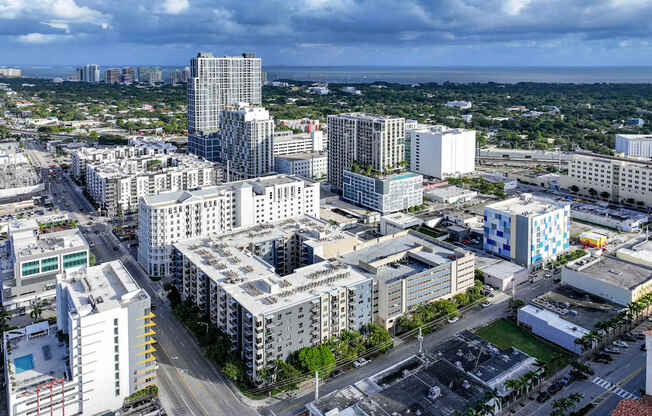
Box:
left=417, top=327, right=424, bottom=356
left=314, top=370, right=319, bottom=401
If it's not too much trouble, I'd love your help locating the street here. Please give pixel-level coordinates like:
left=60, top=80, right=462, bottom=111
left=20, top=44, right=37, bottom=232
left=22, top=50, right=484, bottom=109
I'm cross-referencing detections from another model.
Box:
left=25, top=141, right=258, bottom=416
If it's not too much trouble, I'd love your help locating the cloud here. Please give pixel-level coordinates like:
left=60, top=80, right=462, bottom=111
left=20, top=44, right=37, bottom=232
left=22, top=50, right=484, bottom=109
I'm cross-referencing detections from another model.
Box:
left=160, top=0, right=189, bottom=14
left=16, top=33, right=72, bottom=44
left=3, top=0, right=652, bottom=65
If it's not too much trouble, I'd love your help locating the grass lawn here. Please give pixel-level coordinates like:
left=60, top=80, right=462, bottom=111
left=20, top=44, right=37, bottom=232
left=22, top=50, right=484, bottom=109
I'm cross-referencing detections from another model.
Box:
left=475, top=318, right=572, bottom=375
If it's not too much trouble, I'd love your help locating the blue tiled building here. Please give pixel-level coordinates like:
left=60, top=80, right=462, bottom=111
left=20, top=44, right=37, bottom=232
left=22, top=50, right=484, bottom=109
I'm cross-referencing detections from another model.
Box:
left=483, top=194, right=570, bottom=269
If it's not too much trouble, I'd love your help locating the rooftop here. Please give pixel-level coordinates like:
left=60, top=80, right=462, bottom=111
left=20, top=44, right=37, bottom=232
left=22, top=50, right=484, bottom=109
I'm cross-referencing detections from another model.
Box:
left=142, top=174, right=315, bottom=206
left=425, top=185, right=477, bottom=199
left=12, top=228, right=87, bottom=259
left=485, top=194, right=568, bottom=217
left=339, top=231, right=466, bottom=284
left=173, top=216, right=364, bottom=315
left=330, top=112, right=404, bottom=122
left=566, top=255, right=652, bottom=290
left=433, top=331, right=538, bottom=395
left=274, top=151, right=326, bottom=160
left=359, top=357, right=490, bottom=416
left=479, top=259, right=526, bottom=280
left=381, top=212, right=422, bottom=226
left=520, top=304, right=590, bottom=339
left=4, top=323, right=69, bottom=397
left=408, top=124, right=475, bottom=136
left=58, top=260, right=148, bottom=316
left=529, top=288, right=621, bottom=330
left=87, top=153, right=213, bottom=179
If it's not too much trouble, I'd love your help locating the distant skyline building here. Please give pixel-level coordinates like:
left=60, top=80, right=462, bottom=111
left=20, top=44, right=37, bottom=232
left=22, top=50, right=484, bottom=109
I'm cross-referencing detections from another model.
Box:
left=138, top=66, right=162, bottom=84
left=83, top=64, right=100, bottom=82
left=327, top=113, right=406, bottom=190
left=187, top=52, right=262, bottom=136
left=105, top=68, right=121, bottom=85
left=0, top=68, right=21, bottom=77
left=121, top=66, right=137, bottom=84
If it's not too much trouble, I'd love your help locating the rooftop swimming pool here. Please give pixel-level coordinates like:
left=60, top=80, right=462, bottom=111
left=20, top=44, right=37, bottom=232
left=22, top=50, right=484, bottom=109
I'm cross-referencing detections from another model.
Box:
left=14, top=354, right=34, bottom=374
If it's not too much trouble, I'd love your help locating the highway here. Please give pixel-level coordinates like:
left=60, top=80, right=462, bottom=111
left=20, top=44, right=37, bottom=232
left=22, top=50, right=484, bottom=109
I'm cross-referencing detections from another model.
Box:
left=25, top=141, right=258, bottom=416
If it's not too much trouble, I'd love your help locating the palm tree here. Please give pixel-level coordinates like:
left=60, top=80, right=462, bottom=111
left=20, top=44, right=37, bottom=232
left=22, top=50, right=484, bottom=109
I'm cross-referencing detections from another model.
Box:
left=483, top=388, right=502, bottom=412
left=30, top=300, right=44, bottom=322
left=504, top=379, right=521, bottom=403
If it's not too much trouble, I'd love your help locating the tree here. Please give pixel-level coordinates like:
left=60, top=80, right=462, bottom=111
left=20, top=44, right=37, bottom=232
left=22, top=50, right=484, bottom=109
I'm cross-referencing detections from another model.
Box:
left=223, top=361, right=242, bottom=382
left=30, top=300, right=44, bottom=322
left=504, top=379, right=521, bottom=402
left=296, top=344, right=336, bottom=378
left=364, top=323, right=393, bottom=352
left=588, top=188, right=597, bottom=197
left=569, top=185, right=579, bottom=193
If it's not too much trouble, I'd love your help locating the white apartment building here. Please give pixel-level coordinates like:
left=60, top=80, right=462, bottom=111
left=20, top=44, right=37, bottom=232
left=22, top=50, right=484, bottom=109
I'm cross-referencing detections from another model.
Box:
left=274, top=152, right=328, bottom=179
left=85, top=153, right=217, bottom=215
left=273, top=130, right=326, bottom=156
left=0, top=68, right=21, bottom=77
left=561, top=152, right=652, bottom=208
left=406, top=124, right=476, bottom=178
left=327, top=113, right=405, bottom=190
left=615, top=134, right=652, bottom=158
left=217, top=106, right=274, bottom=178
left=445, top=101, right=472, bottom=110
left=71, top=141, right=176, bottom=182
left=187, top=52, right=262, bottom=136
left=4, top=261, right=155, bottom=416
left=138, top=174, right=320, bottom=277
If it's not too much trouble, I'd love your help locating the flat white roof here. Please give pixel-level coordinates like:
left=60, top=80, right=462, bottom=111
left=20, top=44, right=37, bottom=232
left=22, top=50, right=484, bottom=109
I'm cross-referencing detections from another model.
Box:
left=58, top=260, right=148, bottom=316
left=485, top=195, right=567, bottom=217
left=520, top=304, right=589, bottom=338
left=381, top=212, right=421, bottom=226
left=480, top=260, right=525, bottom=280
left=426, top=185, right=477, bottom=199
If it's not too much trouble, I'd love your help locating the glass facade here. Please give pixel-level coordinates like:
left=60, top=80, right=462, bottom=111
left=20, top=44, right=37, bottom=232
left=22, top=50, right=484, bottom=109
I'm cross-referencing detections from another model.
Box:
left=40, top=256, right=59, bottom=273
left=63, top=251, right=88, bottom=269
left=21, top=260, right=40, bottom=277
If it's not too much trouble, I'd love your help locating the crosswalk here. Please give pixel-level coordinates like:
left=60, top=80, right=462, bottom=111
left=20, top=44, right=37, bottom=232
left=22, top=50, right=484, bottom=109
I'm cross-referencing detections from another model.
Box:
left=591, top=376, right=639, bottom=400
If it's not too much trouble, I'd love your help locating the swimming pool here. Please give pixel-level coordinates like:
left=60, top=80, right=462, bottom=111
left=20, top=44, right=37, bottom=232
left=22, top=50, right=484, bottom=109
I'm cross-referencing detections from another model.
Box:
left=14, top=354, right=34, bottom=374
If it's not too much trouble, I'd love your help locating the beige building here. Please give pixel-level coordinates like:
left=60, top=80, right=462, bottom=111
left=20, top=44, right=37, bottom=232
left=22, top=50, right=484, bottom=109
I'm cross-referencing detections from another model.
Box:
left=561, top=152, right=652, bottom=207
left=327, top=113, right=405, bottom=190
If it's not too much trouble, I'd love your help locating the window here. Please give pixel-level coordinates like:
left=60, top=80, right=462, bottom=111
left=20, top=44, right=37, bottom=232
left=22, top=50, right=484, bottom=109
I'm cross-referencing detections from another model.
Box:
left=21, top=260, right=40, bottom=276
left=63, top=251, right=87, bottom=269
left=40, top=257, right=59, bottom=273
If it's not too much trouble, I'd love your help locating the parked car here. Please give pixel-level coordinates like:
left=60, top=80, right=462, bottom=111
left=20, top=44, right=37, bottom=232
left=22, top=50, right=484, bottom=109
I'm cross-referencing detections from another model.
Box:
left=548, top=383, right=563, bottom=395
left=613, top=340, right=628, bottom=348
left=622, top=334, right=636, bottom=342
left=536, top=392, right=551, bottom=403
left=353, top=358, right=370, bottom=368
left=635, top=333, right=646, bottom=340
left=603, top=347, right=620, bottom=354
left=481, top=302, right=491, bottom=308
left=641, top=344, right=647, bottom=351
left=447, top=316, right=459, bottom=323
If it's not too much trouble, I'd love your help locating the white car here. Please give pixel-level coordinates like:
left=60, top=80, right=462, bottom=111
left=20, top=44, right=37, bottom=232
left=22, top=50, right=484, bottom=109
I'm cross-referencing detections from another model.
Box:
left=353, top=358, right=370, bottom=368
left=481, top=302, right=491, bottom=308
left=613, top=340, right=628, bottom=348
left=447, top=316, right=459, bottom=323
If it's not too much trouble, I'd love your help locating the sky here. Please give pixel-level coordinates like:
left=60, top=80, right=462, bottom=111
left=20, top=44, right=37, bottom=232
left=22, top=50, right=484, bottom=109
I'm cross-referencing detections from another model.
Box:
left=2, top=0, right=652, bottom=66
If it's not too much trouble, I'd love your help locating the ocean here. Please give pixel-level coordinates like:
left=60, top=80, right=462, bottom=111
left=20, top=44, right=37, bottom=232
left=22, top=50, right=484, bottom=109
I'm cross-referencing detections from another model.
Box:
left=9, top=65, right=652, bottom=84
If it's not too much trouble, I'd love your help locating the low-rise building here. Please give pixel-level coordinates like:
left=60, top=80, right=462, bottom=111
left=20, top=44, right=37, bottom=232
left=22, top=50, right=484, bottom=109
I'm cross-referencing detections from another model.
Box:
left=425, top=185, right=478, bottom=204
left=4, top=261, right=155, bottom=416
left=578, top=231, right=607, bottom=248
left=445, top=100, right=472, bottom=110
left=379, top=212, right=423, bottom=235
left=478, top=259, right=528, bottom=291
left=342, top=170, right=423, bottom=214
left=562, top=255, right=652, bottom=306
left=561, top=152, right=652, bottom=209
left=274, top=152, right=327, bottom=179
left=138, top=174, right=320, bottom=277
left=518, top=305, right=587, bottom=354
left=483, top=194, right=570, bottom=269
left=1, top=216, right=89, bottom=313
left=569, top=203, right=647, bottom=232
